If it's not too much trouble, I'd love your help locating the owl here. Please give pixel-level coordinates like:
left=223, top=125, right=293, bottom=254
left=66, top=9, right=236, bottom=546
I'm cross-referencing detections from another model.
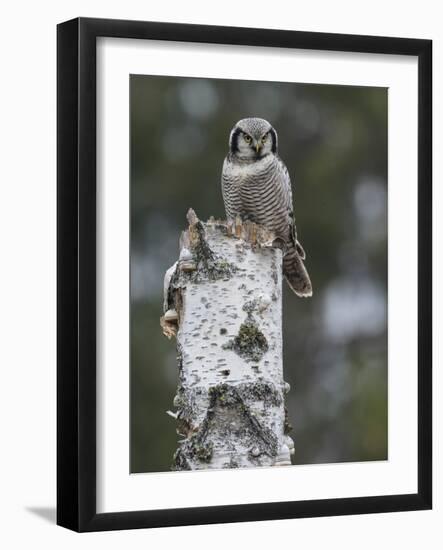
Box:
left=221, top=117, right=312, bottom=297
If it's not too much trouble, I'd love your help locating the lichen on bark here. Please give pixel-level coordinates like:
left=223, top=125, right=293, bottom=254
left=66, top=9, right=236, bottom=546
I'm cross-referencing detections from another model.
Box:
left=222, top=315, right=269, bottom=363
left=173, top=382, right=281, bottom=470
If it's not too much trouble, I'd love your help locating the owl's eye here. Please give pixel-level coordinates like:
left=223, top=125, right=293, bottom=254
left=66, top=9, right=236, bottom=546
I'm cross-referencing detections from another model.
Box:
left=243, top=134, right=252, bottom=143
left=261, top=135, right=268, bottom=143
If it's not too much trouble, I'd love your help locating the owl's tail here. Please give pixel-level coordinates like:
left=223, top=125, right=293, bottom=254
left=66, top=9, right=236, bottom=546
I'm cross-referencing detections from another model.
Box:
left=283, top=240, right=313, bottom=298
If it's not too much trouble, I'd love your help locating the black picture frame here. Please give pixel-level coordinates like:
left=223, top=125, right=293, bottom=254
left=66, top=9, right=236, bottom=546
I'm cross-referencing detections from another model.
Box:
left=57, top=17, right=432, bottom=532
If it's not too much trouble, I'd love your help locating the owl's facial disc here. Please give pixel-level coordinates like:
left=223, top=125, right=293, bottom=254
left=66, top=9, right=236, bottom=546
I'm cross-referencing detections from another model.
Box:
left=229, top=118, right=278, bottom=159
left=234, top=130, right=269, bottom=159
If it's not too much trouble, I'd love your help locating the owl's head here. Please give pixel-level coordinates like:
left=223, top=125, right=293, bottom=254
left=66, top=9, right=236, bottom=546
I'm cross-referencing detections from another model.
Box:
left=229, top=117, right=277, bottom=160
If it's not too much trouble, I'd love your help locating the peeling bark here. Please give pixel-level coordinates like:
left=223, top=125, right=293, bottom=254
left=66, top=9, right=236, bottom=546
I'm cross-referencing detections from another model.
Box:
left=161, top=209, right=294, bottom=470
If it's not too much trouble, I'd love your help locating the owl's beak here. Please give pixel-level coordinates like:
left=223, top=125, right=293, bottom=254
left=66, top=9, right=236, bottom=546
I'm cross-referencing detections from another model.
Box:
left=255, top=142, right=262, bottom=153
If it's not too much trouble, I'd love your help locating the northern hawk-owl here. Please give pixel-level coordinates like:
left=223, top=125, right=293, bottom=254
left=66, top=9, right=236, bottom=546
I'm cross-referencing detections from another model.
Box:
left=221, top=117, right=312, bottom=297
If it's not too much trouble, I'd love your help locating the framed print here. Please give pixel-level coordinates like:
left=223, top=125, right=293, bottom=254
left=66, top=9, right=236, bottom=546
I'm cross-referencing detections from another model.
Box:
left=57, top=17, right=432, bottom=531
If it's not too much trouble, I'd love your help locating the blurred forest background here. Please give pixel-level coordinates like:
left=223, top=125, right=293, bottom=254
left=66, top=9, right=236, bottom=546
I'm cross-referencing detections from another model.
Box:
left=130, top=75, right=388, bottom=473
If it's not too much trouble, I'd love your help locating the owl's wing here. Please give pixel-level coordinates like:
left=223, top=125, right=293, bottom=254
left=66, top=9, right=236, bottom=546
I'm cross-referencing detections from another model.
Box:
left=277, top=156, right=312, bottom=296
left=221, top=156, right=239, bottom=220
left=276, top=156, right=300, bottom=248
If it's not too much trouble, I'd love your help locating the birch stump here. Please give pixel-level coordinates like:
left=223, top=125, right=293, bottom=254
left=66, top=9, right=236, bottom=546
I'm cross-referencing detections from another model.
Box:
left=161, top=209, right=294, bottom=470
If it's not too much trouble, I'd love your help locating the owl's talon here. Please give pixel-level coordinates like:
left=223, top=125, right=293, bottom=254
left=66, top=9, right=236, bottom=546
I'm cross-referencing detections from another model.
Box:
left=271, top=237, right=287, bottom=251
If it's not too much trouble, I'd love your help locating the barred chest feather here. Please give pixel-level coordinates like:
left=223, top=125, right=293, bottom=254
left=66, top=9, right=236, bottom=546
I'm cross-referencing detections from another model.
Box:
left=222, top=154, right=290, bottom=233
left=223, top=154, right=275, bottom=186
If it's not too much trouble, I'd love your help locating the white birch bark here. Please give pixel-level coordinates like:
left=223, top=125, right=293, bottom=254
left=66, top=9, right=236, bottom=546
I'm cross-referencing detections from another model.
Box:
left=161, top=209, right=294, bottom=470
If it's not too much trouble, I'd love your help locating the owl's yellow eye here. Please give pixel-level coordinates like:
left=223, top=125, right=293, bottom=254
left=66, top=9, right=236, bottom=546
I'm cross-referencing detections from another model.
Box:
left=261, top=135, right=268, bottom=143
left=244, top=134, right=252, bottom=143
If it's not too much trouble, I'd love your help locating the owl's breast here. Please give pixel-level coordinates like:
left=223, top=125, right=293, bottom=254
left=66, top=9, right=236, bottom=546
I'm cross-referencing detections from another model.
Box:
left=224, top=156, right=272, bottom=191
left=222, top=155, right=289, bottom=234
